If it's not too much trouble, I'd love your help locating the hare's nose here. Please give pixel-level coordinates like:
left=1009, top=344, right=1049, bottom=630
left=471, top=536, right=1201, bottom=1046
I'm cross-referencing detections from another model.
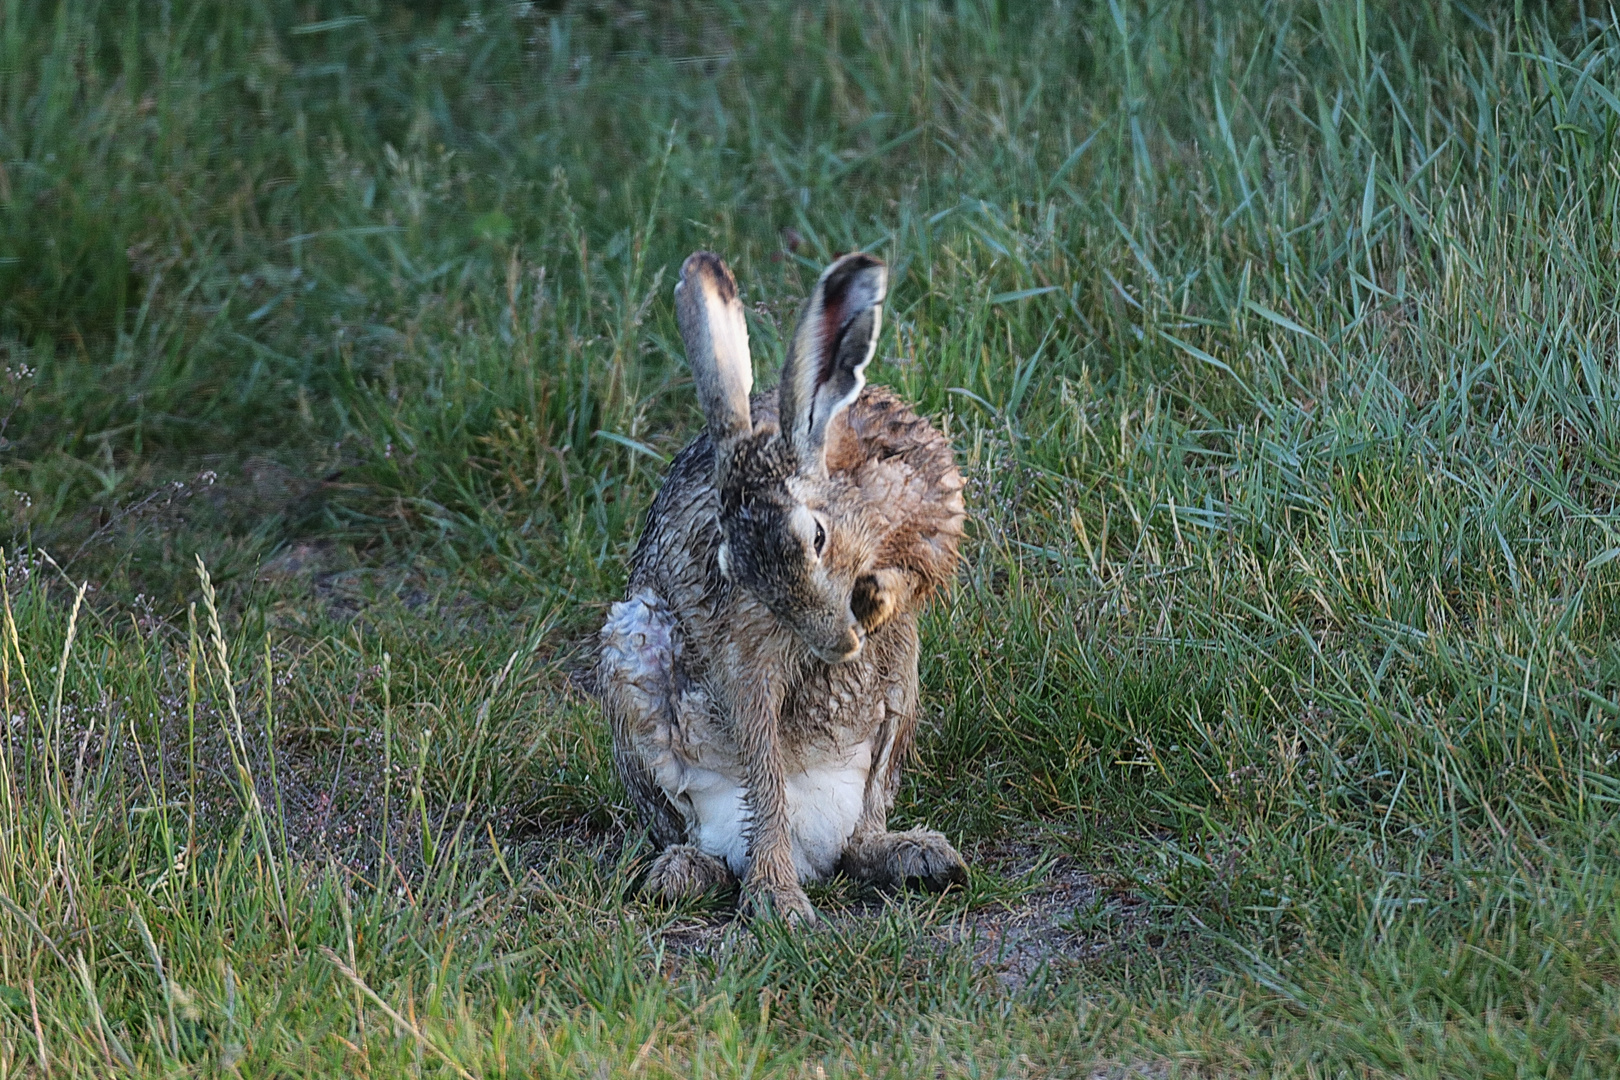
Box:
left=814, top=623, right=864, bottom=665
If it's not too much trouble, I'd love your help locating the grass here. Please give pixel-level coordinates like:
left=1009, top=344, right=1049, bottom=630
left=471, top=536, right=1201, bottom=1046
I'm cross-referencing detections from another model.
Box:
left=3, top=0, right=1620, bottom=1074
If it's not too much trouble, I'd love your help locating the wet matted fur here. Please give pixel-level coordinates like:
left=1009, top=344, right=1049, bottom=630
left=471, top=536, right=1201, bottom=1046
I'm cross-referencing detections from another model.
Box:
left=597, top=251, right=965, bottom=923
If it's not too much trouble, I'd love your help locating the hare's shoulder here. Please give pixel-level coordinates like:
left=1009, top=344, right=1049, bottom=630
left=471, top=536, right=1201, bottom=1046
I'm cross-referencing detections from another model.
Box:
left=627, top=434, right=725, bottom=607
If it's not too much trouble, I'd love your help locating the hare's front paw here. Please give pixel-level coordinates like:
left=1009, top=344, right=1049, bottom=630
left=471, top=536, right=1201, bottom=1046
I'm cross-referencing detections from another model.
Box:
left=851, top=568, right=905, bottom=632
left=641, top=844, right=736, bottom=902
left=841, top=828, right=968, bottom=892
left=742, top=880, right=817, bottom=925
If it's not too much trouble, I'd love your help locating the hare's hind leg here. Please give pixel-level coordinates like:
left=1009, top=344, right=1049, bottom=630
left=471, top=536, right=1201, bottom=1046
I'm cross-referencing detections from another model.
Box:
left=841, top=828, right=967, bottom=892
left=840, top=624, right=968, bottom=893
left=643, top=844, right=737, bottom=901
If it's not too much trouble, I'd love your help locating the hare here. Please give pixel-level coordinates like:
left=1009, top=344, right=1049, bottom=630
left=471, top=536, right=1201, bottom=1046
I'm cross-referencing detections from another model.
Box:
left=597, top=250, right=966, bottom=923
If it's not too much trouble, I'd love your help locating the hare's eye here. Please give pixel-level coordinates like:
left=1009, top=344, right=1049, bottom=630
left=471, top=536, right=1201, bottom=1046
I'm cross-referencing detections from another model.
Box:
left=813, top=521, right=827, bottom=557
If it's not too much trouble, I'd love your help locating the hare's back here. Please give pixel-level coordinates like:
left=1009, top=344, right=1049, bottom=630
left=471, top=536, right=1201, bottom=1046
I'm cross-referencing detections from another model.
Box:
left=829, top=386, right=965, bottom=594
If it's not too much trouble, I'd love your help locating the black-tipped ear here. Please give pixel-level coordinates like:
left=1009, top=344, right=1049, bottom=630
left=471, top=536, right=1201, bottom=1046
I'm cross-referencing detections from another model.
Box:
left=778, top=252, right=886, bottom=475
left=675, top=252, right=753, bottom=446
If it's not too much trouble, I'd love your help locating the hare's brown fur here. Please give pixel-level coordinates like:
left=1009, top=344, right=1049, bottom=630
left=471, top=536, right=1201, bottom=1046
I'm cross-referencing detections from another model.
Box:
left=597, top=253, right=965, bottom=922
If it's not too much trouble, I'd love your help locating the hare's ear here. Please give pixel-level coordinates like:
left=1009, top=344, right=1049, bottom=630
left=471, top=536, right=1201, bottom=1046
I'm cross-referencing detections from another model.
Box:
left=779, top=252, right=886, bottom=476
left=675, top=252, right=754, bottom=447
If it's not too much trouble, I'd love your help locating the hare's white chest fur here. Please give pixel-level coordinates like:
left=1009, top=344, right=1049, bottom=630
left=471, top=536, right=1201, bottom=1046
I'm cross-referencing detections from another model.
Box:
left=603, top=591, right=874, bottom=879
left=676, top=738, right=872, bottom=880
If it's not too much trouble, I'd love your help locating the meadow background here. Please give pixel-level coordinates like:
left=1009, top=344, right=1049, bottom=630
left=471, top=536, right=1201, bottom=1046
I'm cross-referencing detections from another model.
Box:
left=3, top=0, right=1620, bottom=1075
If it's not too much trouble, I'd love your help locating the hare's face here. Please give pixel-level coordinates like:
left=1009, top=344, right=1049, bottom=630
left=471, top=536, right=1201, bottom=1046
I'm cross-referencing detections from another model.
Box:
left=719, top=437, right=868, bottom=664
left=674, top=249, right=888, bottom=665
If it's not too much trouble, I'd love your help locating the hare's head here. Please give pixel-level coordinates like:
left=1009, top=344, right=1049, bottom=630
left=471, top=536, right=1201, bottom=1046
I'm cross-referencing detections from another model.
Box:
left=675, top=250, right=887, bottom=665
